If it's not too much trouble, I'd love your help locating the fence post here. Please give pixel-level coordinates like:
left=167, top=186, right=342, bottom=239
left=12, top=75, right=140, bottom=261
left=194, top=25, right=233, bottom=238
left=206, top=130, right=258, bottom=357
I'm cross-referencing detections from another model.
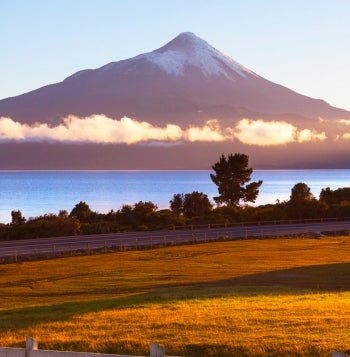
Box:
left=25, top=337, right=38, bottom=357
left=150, top=342, right=165, bottom=357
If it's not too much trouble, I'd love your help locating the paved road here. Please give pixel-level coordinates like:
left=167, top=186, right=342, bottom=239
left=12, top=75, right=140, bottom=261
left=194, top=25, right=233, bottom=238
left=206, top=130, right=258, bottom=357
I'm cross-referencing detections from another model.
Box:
left=1, top=220, right=350, bottom=260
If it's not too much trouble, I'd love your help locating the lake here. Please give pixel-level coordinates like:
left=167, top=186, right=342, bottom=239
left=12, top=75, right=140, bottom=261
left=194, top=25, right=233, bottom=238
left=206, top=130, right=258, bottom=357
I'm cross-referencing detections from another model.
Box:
left=0, top=170, right=349, bottom=223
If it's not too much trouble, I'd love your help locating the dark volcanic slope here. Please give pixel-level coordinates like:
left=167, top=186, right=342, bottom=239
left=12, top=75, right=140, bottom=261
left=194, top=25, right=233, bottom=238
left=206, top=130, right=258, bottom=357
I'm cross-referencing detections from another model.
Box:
left=0, top=32, right=348, bottom=125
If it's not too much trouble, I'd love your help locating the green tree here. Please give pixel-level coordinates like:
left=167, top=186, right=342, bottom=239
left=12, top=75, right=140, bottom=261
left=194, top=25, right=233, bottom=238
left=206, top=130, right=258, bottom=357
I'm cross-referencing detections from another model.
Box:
left=287, top=182, right=326, bottom=219
left=320, top=187, right=350, bottom=205
left=182, top=191, right=212, bottom=218
left=170, top=193, right=184, bottom=215
left=290, top=182, right=314, bottom=202
left=133, top=201, right=158, bottom=216
left=210, top=153, right=262, bottom=206
left=58, top=209, right=68, bottom=218
left=70, top=201, right=93, bottom=222
left=11, top=210, right=26, bottom=225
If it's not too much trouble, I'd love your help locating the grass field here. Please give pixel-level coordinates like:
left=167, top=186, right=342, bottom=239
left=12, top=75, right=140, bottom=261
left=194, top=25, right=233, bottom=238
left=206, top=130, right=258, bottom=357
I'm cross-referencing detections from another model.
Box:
left=0, top=236, right=350, bottom=356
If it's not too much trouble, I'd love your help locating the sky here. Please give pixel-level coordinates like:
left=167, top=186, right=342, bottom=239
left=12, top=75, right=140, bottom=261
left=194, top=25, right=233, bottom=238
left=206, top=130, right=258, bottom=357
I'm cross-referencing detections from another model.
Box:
left=1, top=0, right=349, bottom=110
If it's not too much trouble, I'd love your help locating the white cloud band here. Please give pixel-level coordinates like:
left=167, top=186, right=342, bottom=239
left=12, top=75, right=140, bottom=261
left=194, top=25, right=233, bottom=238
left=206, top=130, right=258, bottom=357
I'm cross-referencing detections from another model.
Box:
left=0, top=115, right=327, bottom=146
left=231, top=118, right=326, bottom=146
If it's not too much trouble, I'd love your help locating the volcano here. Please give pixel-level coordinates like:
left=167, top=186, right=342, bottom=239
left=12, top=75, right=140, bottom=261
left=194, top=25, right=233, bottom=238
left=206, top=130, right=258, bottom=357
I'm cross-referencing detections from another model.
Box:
left=0, top=32, right=348, bottom=125
left=0, top=32, right=349, bottom=169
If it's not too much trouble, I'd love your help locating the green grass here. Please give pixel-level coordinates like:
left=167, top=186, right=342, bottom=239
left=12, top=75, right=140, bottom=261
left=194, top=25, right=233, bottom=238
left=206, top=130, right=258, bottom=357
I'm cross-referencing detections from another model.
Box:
left=0, top=236, right=350, bottom=356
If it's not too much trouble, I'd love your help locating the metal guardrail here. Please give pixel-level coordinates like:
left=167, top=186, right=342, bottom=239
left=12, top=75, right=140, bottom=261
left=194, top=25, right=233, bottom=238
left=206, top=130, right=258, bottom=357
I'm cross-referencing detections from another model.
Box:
left=1, top=216, right=349, bottom=244
left=171, top=216, right=350, bottom=231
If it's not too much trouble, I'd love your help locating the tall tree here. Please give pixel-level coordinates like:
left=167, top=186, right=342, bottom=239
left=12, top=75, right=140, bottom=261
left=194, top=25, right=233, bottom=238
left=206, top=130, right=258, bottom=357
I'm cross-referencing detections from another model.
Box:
left=210, top=153, right=262, bottom=206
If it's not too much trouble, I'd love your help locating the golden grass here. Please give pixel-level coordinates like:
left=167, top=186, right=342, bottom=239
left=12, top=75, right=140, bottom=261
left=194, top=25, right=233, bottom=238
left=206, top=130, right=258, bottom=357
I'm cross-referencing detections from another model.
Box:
left=0, top=236, right=350, bottom=356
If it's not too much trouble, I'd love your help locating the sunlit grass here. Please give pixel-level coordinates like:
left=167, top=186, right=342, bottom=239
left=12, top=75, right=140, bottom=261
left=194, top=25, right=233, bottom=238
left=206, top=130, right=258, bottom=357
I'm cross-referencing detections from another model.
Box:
left=0, top=236, right=350, bottom=356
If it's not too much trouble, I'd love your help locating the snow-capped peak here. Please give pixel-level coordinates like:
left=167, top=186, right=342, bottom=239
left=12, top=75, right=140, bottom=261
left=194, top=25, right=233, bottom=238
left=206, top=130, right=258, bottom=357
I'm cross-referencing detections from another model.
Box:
left=137, top=32, right=256, bottom=79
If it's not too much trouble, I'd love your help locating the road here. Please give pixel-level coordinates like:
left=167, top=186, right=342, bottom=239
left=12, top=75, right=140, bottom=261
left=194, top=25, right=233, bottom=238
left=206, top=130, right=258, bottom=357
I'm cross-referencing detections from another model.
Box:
left=1, top=220, right=350, bottom=260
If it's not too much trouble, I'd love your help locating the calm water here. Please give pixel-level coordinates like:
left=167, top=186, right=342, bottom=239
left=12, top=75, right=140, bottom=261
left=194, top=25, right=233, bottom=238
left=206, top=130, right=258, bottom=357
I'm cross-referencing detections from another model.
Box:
left=0, top=170, right=349, bottom=223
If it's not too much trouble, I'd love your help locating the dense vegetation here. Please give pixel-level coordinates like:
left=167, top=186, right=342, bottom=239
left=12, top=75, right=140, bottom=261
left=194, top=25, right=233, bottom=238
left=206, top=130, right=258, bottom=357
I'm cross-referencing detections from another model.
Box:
left=1, top=153, right=349, bottom=240
left=1, top=183, right=349, bottom=241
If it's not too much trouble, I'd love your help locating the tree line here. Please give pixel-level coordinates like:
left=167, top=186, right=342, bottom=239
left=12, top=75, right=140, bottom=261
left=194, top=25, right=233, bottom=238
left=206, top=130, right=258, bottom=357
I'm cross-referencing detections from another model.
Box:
left=1, top=153, right=350, bottom=241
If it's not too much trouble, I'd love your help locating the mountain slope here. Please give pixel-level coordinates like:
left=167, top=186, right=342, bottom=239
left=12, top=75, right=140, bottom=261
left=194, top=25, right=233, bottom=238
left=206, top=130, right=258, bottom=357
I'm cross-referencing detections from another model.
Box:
left=0, top=32, right=348, bottom=125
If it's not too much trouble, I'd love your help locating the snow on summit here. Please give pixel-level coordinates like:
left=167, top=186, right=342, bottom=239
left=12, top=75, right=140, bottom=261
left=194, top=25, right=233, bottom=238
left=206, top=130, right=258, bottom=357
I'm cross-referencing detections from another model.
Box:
left=137, top=32, right=256, bottom=78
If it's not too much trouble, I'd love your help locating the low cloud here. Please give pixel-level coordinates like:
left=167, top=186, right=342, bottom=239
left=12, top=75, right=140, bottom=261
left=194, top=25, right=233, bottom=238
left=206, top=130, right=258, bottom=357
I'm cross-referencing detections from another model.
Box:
left=341, top=133, right=350, bottom=140
left=186, top=120, right=226, bottom=142
left=0, top=115, right=227, bottom=144
left=0, top=115, right=182, bottom=144
left=337, top=119, right=350, bottom=125
left=232, top=119, right=296, bottom=145
left=0, top=115, right=327, bottom=146
left=232, top=119, right=326, bottom=146
left=297, top=129, right=327, bottom=143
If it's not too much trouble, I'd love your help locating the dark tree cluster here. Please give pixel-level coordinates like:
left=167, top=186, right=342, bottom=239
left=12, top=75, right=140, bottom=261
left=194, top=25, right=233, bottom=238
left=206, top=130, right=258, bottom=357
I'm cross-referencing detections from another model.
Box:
left=320, top=187, right=350, bottom=205
left=170, top=192, right=212, bottom=219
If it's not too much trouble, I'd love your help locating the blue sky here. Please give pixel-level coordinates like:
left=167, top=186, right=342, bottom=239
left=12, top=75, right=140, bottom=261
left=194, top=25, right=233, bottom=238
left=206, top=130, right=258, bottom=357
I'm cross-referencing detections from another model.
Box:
left=1, top=0, right=349, bottom=109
